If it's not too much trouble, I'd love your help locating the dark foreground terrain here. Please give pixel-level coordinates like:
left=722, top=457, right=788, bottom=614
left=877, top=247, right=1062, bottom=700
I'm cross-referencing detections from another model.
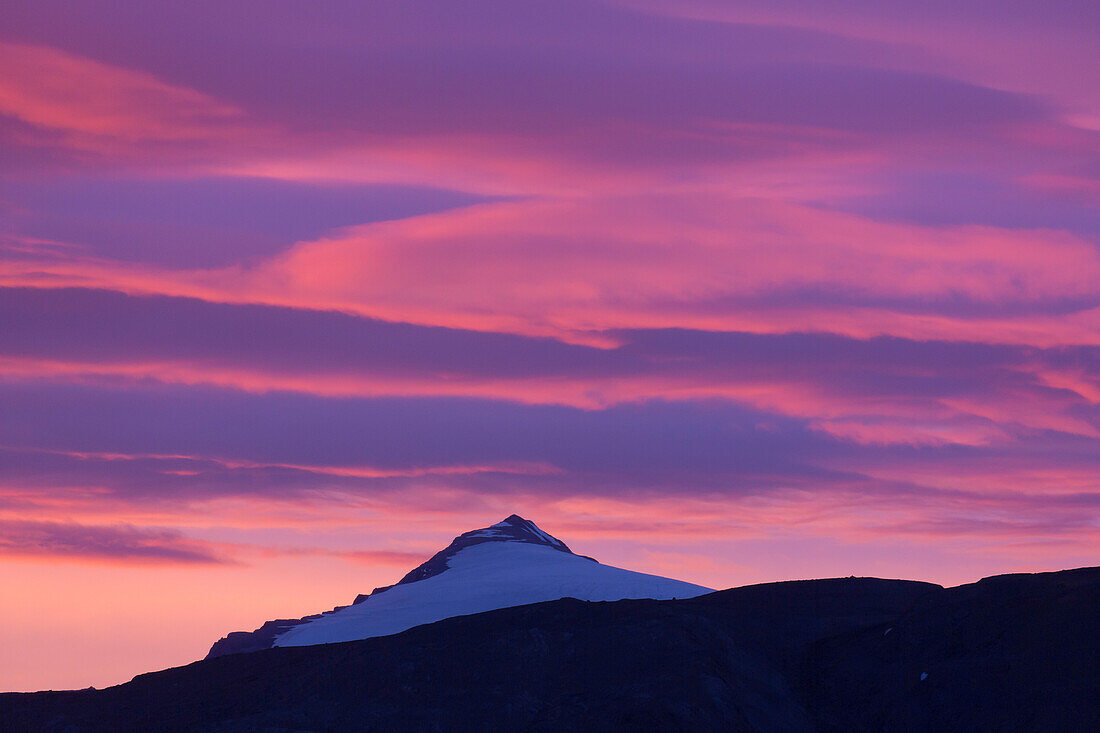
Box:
left=2, top=567, right=1097, bottom=732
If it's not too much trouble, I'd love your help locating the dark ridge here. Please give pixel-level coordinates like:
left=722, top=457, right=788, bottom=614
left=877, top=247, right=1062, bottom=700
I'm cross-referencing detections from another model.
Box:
left=204, top=602, right=353, bottom=659
left=3, top=567, right=1096, bottom=732
left=204, top=619, right=302, bottom=659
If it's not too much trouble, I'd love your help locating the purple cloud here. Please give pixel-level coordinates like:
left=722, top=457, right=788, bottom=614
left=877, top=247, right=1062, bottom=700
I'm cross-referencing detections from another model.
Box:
left=0, top=378, right=1098, bottom=499
left=817, top=172, right=1100, bottom=239
left=4, top=287, right=1098, bottom=402
left=0, top=519, right=229, bottom=564
left=0, top=0, right=1057, bottom=180
left=0, top=178, right=492, bottom=267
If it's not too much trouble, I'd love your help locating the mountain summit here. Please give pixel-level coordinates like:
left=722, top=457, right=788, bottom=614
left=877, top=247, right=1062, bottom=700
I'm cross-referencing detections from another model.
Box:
left=395, top=514, right=579, bottom=586
left=207, top=515, right=711, bottom=658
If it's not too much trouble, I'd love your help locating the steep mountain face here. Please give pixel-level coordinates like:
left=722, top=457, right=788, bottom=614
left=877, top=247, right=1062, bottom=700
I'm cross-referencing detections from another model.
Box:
left=207, top=514, right=712, bottom=657
left=6, top=568, right=1095, bottom=732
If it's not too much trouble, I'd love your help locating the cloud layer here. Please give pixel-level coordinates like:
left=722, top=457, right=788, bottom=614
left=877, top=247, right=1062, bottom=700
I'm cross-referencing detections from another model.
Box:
left=0, top=0, right=1098, bottom=692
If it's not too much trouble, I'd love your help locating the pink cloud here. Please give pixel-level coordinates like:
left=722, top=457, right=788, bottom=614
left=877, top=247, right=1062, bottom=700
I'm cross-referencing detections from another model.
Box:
left=8, top=191, right=1095, bottom=347
left=232, top=195, right=1100, bottom=345
left=0, top=42, right=251, bottom=157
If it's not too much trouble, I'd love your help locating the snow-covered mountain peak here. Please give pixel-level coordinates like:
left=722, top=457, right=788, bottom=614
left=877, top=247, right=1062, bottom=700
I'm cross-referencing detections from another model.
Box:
left=206, top=514, right=713, bottom=658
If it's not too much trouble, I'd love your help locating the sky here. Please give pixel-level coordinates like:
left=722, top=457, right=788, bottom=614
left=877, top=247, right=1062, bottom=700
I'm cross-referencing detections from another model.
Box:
left=1, top=0, right=1098, bottom=692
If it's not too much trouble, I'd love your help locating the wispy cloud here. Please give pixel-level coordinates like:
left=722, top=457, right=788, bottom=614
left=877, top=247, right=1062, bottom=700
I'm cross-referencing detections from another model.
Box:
left=0, top=519, right=231, bottom=564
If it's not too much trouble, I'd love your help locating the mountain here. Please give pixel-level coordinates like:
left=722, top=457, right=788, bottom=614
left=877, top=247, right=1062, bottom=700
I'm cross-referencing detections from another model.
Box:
left=4, top=567, right=1096, bottom=732
left=207, top=514, right=712, bottom=657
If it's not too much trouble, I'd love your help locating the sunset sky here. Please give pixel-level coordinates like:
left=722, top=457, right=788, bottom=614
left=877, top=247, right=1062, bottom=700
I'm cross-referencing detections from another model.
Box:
left=2, top=0, right=1099, bottom=691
